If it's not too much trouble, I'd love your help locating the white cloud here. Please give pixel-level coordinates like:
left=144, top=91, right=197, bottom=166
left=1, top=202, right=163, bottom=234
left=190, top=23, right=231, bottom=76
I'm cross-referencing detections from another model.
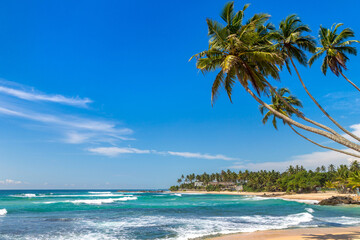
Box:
left=64, top=132, right=93, bottom=144
left=88, top=147, right=150, bottom=157
left=0, top=106, right=132, bottom=144
left=0, top=85, right=92, bottom=107
left=0, top=179, right=22, bottom=185
left=166, top=151, right=237, bottom=160
left=230, top=149, right=359, bottom=171
left=349, top=123, right=360, bottom=138
left=87, top=147, right=237, bottom=160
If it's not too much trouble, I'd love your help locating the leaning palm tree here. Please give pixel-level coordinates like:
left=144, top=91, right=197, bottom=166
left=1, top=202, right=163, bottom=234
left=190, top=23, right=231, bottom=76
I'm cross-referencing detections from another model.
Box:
left=260, top=88, right=360, bottom=158
left=272, top=15, right=360, bottom=141
left=191, top=2, right=360, bottom=153
left=309, top=24, right=360, bottom=92
left=259, top=88, right=302, bottom=129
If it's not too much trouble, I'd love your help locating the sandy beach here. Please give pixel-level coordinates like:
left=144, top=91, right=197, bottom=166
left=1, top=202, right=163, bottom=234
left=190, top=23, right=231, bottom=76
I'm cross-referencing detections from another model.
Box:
left=174, top=190, right=355, bottom=202
left=207, top=226, right=360, bottom=240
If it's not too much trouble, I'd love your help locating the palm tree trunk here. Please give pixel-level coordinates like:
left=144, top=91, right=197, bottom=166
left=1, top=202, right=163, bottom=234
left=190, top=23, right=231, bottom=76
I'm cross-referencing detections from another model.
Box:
left=236, top=73, right=360, bottom=152
left=340, top=71, right=360, bottom=92
left=288, top=125, right=360, bottom=158
left=289, top=56, right=360, bottom=142
left=263, top=79, right=341, bottom=136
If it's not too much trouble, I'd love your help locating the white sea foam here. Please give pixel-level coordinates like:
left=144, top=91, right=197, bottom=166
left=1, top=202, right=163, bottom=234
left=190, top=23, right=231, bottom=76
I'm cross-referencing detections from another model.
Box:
left=82, top=212, right=314, bottom=240
left=281, top=198, right=320, bottom=204
left=50, top=194, right=128, bottom=197
left=14, top=193, right=129, bottom=198
left=173, top=193, right=182, bottom=197
left=324, top=216, right=360, bottom=225
left=0, top=209, right=7, bottom=215
left=305, top=208, right=314, bottom=213
left=11, top=193, right=37, bottom=198
left=43, top=196, right=138, bottom=205
left=242, top=196, right=275, bottom=201
left=88, top=192, right=112, bottom=194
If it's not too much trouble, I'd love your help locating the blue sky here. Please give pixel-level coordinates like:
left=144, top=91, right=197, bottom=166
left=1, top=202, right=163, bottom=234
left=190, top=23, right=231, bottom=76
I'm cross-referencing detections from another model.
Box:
left=0, top=0, right=360, bottom=189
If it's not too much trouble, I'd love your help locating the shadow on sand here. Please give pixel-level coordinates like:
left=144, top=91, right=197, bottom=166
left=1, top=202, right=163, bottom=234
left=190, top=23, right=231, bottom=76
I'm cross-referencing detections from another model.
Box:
left=303, top=231, right=360, bottom=240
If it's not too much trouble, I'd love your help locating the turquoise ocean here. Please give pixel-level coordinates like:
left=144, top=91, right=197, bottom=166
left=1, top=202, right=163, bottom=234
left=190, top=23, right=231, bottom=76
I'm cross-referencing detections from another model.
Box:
left=0, top=190, right=360, bottom=239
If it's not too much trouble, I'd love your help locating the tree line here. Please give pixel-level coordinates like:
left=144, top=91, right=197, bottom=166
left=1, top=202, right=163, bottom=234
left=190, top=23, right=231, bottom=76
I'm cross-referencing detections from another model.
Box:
left=169, top=161, right=360, bottom=193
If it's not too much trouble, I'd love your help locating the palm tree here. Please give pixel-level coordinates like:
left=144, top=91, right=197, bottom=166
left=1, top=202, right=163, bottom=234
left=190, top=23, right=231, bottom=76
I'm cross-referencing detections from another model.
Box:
left=191, top=2, right=360, bottom=153
left=350, top=160, right=360, bottom=172
left=260, top=88, right=302, bottom=129
left=348, top=171, right=360, bottom=189
left=260, top=88, right=360, bottom=158
left=272, top=15, right=360, bottom=142
left=309, top=24, right=360, bottom=92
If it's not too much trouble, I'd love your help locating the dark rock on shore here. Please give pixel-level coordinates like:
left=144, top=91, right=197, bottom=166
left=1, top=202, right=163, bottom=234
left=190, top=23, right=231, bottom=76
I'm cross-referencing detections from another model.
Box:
left=318, top=196, right=360, bottom=205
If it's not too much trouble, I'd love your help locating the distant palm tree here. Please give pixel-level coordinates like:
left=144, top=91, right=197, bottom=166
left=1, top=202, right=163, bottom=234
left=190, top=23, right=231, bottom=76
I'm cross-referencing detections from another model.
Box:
left=348, top=171, right=360, bottom=189
left=309, top=23, right=360, bottom=92
left=350, top=160, right=360, bottom=172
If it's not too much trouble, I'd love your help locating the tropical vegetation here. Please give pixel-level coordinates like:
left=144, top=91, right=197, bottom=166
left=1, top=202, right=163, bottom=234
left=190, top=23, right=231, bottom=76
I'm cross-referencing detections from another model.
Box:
left=191, top=2, right=360, bottom=157
left=169, top=161, right=360, bottom=193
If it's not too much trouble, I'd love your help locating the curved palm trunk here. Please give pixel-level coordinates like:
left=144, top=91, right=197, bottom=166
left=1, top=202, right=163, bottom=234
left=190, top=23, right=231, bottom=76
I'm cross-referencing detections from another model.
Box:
left=340, top=71, right=360, bottom=92
left=289, top=56, right=360, bottom=142
left=288, top=125, right=360, bottom=158
left=263, top=79, right=341, bottom=136
left=236, top=73, right=360, bottom=152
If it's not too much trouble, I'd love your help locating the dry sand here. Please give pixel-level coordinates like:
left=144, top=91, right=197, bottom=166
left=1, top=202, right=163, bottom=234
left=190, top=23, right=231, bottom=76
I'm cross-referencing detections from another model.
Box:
left=207, top=226, right=360, bottom=240
left=174, top=190, right=354, bottom=202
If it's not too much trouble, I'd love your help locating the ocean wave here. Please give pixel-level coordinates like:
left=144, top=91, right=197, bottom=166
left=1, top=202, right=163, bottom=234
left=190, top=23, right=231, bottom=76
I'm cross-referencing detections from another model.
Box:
left=88, top=192, right=112, bottom=194
left=282, top=198, right=320, bottom=204
left=10, top=193, right=37, bottom=198
left=43, top=196, right=138, bottom=205
left=83, top=212, right=314, bottom=240
left=0, top=209, right=7, bottom=215
left=323, top=216, right=360, bottom=225
left=12, top=193, right=129, bottom=198
left=48, top=194, right=128, bottom=197
left=242, top=196, right=275, bottom=201
left=173, top=193, right=182, bottom=197
left=305, top=208, right=314, bottom=213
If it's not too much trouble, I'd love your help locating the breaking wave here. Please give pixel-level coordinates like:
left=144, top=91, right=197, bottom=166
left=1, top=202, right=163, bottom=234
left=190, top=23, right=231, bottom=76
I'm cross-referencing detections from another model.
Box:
left=0, top=209, right=7, bottom=215
left=44, top=196, right=138, bottom=205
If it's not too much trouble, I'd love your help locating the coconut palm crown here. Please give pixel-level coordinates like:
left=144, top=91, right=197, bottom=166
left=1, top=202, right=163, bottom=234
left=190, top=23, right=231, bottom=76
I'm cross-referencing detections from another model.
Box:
left=272, top=14, right=316, bottom=73
left=309, top=23, right=360, bottom=76
left=190, top=2, right=283, bottom=105
left=259, top=88, right=302, bottom=129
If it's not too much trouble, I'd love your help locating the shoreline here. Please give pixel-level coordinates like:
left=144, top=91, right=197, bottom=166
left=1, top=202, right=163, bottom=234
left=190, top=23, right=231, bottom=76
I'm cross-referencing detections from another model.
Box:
left=175, top=190, right=360, bottom=240
left=173, top=190, right=356, bottom=202
left=204, top=226, right=360, bottom=240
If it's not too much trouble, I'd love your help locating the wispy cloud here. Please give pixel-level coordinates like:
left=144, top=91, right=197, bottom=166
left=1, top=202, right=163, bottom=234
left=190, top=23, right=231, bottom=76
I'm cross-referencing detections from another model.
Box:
left=0, top=106, right=132, bottom=144
left=0, top=85, right=92, bottom=107
left=0, top=179, right=23, bottom=185
left=87, top=146, right=237, bottom=160
left=166, top=151, right=237, bottom=160
left=323, top=91, right=360, bottom=114
left=88, top=147, right=150, bottom=157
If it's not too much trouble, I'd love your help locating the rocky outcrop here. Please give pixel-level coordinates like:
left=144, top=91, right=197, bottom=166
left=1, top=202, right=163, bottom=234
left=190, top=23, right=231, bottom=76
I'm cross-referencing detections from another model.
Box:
left=318, top=196, right=360, bottom=205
